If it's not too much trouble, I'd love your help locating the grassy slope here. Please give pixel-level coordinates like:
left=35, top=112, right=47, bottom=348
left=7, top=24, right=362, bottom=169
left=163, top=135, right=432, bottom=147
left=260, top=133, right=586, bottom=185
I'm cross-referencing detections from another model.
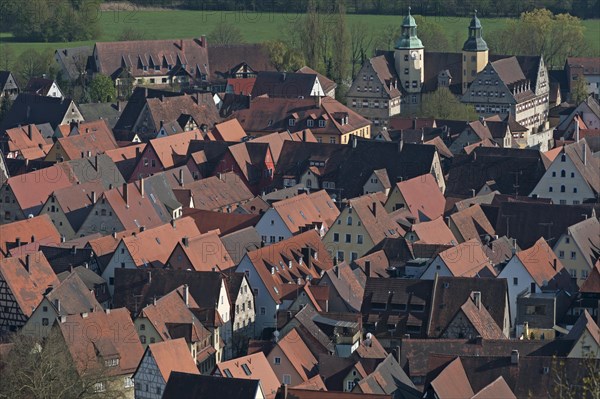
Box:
left=0, top=11, right=598, bottom=59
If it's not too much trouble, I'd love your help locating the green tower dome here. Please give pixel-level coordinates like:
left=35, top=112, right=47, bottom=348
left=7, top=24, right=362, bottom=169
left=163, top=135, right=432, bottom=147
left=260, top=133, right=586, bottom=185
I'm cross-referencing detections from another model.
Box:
left=463, top=10, right=488, bottom=52
left=395, top=7, right=424, bottom=50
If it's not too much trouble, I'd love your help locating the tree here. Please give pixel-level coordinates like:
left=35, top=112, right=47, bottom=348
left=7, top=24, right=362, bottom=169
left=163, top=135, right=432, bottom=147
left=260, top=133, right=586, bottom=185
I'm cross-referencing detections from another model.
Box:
left=208, top=22, right=245, bottom=45
left=419, top=87, right=478, bottom=120
left=330, top=0, right=350, bottom=84
left=14, top=49, right=57, bottom=84
left=373, top=24, right=400, bottom=52
left=89, top=74, right=116, bottom=103
left=302, top=0, right=322, bottom=69
left=414, top=16, right=450, bottom=52
left=265, top=40, right=305, bottom=72
left=117, top=27, right=147, bottom=42
left=487, top=9, right=586, bottom=69
left=350, top=21, right=373, bottom=78
left=0, top=96, right=13, bottom=124
left=571, top=76, right=589, bottom=104
left=0, top=44, right=15, bottom=71
left=0, top=329, right=123, bottom=399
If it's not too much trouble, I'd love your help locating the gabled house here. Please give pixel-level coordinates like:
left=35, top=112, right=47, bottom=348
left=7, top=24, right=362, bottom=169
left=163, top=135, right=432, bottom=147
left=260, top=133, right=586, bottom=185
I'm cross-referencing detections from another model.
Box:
left=441, top=291, right=506, bottom=339
left=256, top=190, right=339, bottom=244
left=23, top=77, right=64, bottom=98
left=384, top=173, right=445, bottom=222
left=45, top=120, right=118, bottom=162
left=214, top=352, right=280, bottom=399
left=318, top=261, right=365, bottom=313
left=77, top=179, right=169, bottom=237
left=353, top=353, right=419, bottom=398
left=266, top=327, right=319, bottom=386
left=553, top=217, right=600, bottom=285
left=565, top=310, right=600, bottom=358
left=0, top=70, right=19, bottom=100
left=404, top=216, right=457, bottom=245
left=211, top=118, right=248, bottom=142
left=102, top=216, right=200, bottom=293
left=421, top=239, right=496, bottom=279
left=530, top=140, right=599, bottom=204
left=556, top=96, right=600, bottom=134
left=235, top=230, right=334, bottom=335
left=133, top=338, right=200, bottom=399
left=447, top=203, right=495, bottom=243
left=38, top=180, right=106, bottom=240
left=1, top=124, right=53, bottom=160
left=323, top=192, right=404, bottom=262
left=498, top=237, right=574, bottom=326
left=213, top=140, right=275, bottom=195
left=0, top=162, right=77, bottom=223
left=129, top=129, right=204, bottom=180
left=22, top=271, right=102, bottom=338
left=56, top=308, right=144, bottom=397
left=173, top=172, right=255, bottom=212
left=0, top=93, right=84, bottom=130
left=0, top=252, right=59, bottom=333
left=297, top=66, right=337, bottom=98
left=166, top=230, right=235, bottom=272
left=251, top=71, right=325, bottom=99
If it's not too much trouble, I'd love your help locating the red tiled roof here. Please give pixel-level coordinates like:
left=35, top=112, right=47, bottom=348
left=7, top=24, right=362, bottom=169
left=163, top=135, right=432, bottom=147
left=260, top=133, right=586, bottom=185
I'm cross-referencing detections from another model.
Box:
left=349, top=192, right=404, bottom=245
left=273, top=190, right=339, bottom=234
left=455, top=295, right=505, bottom=339
left=149, top=129, right=204, bottom=169
left=0, top=251, right=59, bottom=317
left=4, top=124, right=50, bottom=154
left=102, top=181, right=167, bottom=231
left=171, top=230, right=235, bottom=272
left=174, top=172, right=254, bottom=211
left=58, top=308, right=144, bottom=376
left=145, top=338, right=200, bottom=382
left=212, top=118, right=247, bottom=142
left=449, top=203, right=495, bottom=243
left=53, top=119, right=118, bottom=160
left=412, top=217, right=456, bottom=245
left=516, top=238, right=564, bottom=287
left=429, top=357, right=474, bottom=399
left=471, top=376, right=516, bottom=399
left=225, top=78, right=256, bottom=96
left=392, top=174, right=445, bottom=222
left=276, top=328, right=318, bottom=382
left=0, top=215, right=61, bottom=258
left=580, top=261, right=600, bottom=294
left=438, top=239, right=496, bottom=277
left=215, top=352, right=279, bottom=399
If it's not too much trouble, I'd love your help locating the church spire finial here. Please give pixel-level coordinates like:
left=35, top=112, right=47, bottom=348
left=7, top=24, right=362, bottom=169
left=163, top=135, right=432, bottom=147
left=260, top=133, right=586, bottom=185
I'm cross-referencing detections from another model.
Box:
left=474, top=9, right=477, bottom=16
left=408, top=6, right=411, bottom=15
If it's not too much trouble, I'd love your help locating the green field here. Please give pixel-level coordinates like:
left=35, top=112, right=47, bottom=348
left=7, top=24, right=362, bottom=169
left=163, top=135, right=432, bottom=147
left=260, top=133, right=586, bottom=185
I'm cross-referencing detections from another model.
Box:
left=1, top=10, right=599, bottom=59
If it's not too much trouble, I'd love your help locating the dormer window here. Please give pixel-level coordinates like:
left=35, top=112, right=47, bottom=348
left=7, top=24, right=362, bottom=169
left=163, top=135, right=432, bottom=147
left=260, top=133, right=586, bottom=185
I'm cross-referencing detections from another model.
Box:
left=288, top=119, right=295, bottom=127
left=154, top=65, right=160, bottom=71
left=143, top=66, right=148, bottom=71
left=307, top=119, right=314, bottom=127
left=318, top=120, right=326, bottom=128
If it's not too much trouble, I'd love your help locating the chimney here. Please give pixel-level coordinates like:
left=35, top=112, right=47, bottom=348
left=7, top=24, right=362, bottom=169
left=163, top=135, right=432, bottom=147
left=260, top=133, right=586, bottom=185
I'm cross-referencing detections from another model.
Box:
left=413, top=117, right=417, bottom=129
left=179, top=168, right=184, bottom=187
left=365, top=260, right=371, bottom=277
left=179, top=39, right=184, bottom=50
left=93, top=155, right=98, bottom=170
left=352, top=137, right=357, bottom=148
left=575, top=118, right=580, bottom=142
left=530, top=282, right=536, bottom=294
left=183, top=284, right=189, bottom=307
left=160, top=120, right=164, bottom=128
left=27, top=124, right=32, bottom=140
left=112, top=231, right=117, bottom=239
left=372, top=202, right=377, bottom=217
left=282, top=383, right=288, bottom=398
left=148, top=271, right=152, bottom=284
left=200, top=35, right=207, bottom=48
left=511, top=350, right=519, bottom=365
left=140, top=177, right=145, bottom=198
left=582, top=143, right=587, bottom=165
left=60, top=235, right=66, bottom=243
left=399, top=130, right=404, bottom=152
left=472, top=291, right=481, bottom=310
left=302, top=130, right=306, bottom=142
left=135, top=146, right=141, bottom=160
left=171, top=219, right=177, bottom=228
left=144, top=87, right=148, bottom=97
left=122, top=183, right=129, bottom=207
left=116, top=100, right=122, bottom=112
left=71, top=245, right=77, bottom=255
left=553, top=258, right=557, bottom=270
left=91, top=191, right=97, bottom=204
left=54, top=299, right=61, bottom=313
left=182, top=236, right=189, bottom=247
left=335, top=265, right=340, bottom=279
left=16, top=237, right=21, bottom=247
left=24, top=254, right=30, bottom=272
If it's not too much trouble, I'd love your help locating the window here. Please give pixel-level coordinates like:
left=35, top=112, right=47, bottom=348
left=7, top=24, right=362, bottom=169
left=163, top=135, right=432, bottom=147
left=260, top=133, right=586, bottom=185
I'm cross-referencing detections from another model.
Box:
left=260, top=307, right=266, bottom=315
left=552, top=172, right=556, bottom=177
left=42, top=318, right=49, bottom=326
left=571, top=251, right=576, bottom=260
left=337, top=251, right=345, bottom=261
left=347, top=216, right=352, bottom=226
left=357, top=235, right=363, bottom=244
left=283, top=374, right=291, bottom=385
left=573, top=188, right=578, bottom=193
left=307, top=119, right=314, bottom=127
left=561, top=170, right=566, bottom=177
left=94, top=382, right=106, bottom=393
left=549, top=187, right=553, bottom=192
left=155, top=387, right=162, bottom=395
left=43, top=306, right=48, bottom=312
left=561, top=185, right=566, bottom=193
left=270, top=236, right=276, bottom=243
left=559, top=250, right=565, bottom=259
left=333, top=233, right=339, bottom=242
left=571, top=172, right=575, bottom=178
left=347, top=380, right=356, bottom=391
left=345, top=234, right=351, bottom=243
left=140, top=335, right=146, bottom=343
left=318, top=120, right=326, bottom=128
left=274, top=357, right=281, bottom=365
left=351, top=252, right=358, bottom=261
left=513, top=277, right=518, bottom=286
left=288, top=119, right=295, bottom=126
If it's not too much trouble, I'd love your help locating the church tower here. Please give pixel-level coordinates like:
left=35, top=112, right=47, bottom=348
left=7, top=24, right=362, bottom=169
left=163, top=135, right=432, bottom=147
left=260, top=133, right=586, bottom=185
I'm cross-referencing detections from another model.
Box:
left=394, top=7, right=424, bottom=94
left=462, top=10, right=489, bottom=93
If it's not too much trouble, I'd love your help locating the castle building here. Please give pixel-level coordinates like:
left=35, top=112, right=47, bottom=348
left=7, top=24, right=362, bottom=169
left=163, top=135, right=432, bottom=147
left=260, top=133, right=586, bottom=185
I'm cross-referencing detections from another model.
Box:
left=348, top=10, right=550, bottom=134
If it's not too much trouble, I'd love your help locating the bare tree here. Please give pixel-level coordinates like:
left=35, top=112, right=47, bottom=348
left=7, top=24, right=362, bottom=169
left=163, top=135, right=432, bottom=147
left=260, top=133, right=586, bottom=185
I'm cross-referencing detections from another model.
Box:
left=208, top=22, right=245, bottom=45
left=350, top=21, right=373, bottom=78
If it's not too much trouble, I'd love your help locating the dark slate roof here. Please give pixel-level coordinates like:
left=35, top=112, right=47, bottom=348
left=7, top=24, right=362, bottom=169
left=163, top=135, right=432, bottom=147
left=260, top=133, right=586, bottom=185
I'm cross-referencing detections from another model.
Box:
left=54, top=46, right=93, bottom=81
left=361, top=278, right=434, bottom=339
left=207, top=43, right=275, bottom=84
left=399, top=338, right=574, bottom=379
left=4, top=158, right=54, bottom=178
left=357, top=354, right=420, bottom=398
left=78, top=101, right=127, bottom=129
left=65, top=154, right=126, bottom=189
left=274, top=140, right=436, bottom=199
left=251, top=71, right=318, bottom=99
left=445, top=147, right=547, bottom=197
left=493, top=201, right=599, bottom=248
left=113, top=87, right=182, bottom=134
left=0, top=71, right=12, bottom=89
left=220, top=226, right=262, bottom=264
left=38, top=245, right=96, bottom=275
left=428, top=276, right=508, bottom=338
left=162, top=372, right=260, bottom=399
left=23, top=78, right=56, bottom=96
left=0, top=93, right=76, bottom=130
left=113, top=268, right=224, bottom=315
